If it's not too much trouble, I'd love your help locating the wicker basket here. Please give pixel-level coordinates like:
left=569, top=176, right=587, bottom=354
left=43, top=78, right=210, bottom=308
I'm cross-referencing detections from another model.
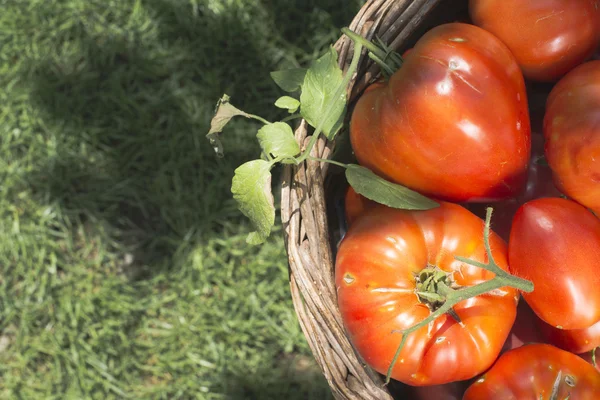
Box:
left=280, top=1, right=473, bottom=398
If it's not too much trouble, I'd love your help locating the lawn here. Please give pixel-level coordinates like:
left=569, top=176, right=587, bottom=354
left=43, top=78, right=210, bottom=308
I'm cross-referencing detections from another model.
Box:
left=0, top=0, right=362, bottom=398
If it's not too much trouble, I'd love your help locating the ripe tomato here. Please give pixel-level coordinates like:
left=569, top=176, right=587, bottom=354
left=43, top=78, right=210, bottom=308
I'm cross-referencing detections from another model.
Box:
left=463, top=343, right=600, bottom=399
left=335, top=202, right=518, bottom=386
left=508, top=197, right=600, bottom=329
left=544, top=60, right=600, bottom=216
left=467, top=134, right=561, bottom=241
left=469, top=0, right=600, bottom=81
left=350, top=23, right=530, bottom=203
left=540, top=317, right=600, bottom=355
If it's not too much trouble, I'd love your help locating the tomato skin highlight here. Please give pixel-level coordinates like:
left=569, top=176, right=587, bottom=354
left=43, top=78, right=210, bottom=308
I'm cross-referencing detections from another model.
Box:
left=544, top=60, right=600, bottom=216
left=463, top=343, right=600, bottom=400
left=508, top=197, right=600, bottom=330
left=335, top=202, right=518, bottom=386
left=350, top=23, right=530, bottom=203
left=469, top=0, right=600, bottom=82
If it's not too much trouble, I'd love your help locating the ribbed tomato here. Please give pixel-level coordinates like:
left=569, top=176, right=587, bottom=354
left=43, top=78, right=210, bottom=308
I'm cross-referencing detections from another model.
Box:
left=544, top=60, right=600, bottom=215
left=463, top=344, right=600, bottom=399
left=470, top=0, right=600, bottom=81
left=335, top=202, right=518, bottom=386
left=350, top=23, right=530, bottom=202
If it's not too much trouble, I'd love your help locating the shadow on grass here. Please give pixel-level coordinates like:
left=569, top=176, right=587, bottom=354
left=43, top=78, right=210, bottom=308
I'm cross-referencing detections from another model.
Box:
left=23, top=0, right=361, bottom=278
left=223, top=353, right=333, bottom=400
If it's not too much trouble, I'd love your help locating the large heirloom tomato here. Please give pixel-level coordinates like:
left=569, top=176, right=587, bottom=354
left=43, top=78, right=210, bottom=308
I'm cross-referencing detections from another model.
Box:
left=335, top=202, right=518, bottom=386
left=349, top=23, right=530, bottom=203
left=469, top=0, right=600, bottom=82
left=463, top=344, right=600, bottom=400
left=544, top=60, right=600, bottom=215
left=508, top=197, right=600, bottom=330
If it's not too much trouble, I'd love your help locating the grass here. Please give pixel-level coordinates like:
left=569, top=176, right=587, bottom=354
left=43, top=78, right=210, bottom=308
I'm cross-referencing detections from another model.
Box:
left=0, top=0, right=363, bottom=398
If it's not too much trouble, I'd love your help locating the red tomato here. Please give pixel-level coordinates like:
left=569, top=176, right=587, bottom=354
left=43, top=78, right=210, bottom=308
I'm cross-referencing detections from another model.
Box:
left=509, top=197, right=600, bottom=329
left=544, top=60, right=600, bottom=216
left=344, top=186, right=376, bottom=227
left=467, top=134, right=561, bottom=241
left=540, top=317, right=600, bottom=354
left=469, top=0, right=600, bottom=81
left=463, top=343, right=600, bottom=399
left=335, top=202, right=518, bottom=386
left=350, top=23, right=530, bottom=203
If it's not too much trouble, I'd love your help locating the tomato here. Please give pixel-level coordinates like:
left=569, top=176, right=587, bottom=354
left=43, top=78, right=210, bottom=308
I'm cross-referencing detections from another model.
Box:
left=544, top=60, right=600, bottom=216
left=540, top=316, right=600, bottom=355
left=344, top=186, right=375, bottom=227
left=350, top=23, right=530, bottom=203
left=463, top=343, right=600, bottom=399
left=508, top=197, right=600, bottom=330
left=335, top=202, right=518, bottom=386
left=469, top=0, right=600, bottom=82
left=467, top=134, right=561, bottom=241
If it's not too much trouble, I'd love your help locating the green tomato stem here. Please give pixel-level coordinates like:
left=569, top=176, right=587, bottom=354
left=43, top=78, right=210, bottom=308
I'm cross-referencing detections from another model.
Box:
left=341, top=27, right=401, bottom=73
left=247, top=113, right=271, bottom=125
left=282, top=113, right=302, bottom=122
left=384, top=207, right=534, bottom=384
left=307, top=156, right=347, bottom=169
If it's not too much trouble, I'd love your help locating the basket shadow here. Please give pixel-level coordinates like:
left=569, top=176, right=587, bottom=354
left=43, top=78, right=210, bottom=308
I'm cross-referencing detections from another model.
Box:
left=20, top=0, right=359, bottom=279
left=223, top=353, right=334, bottom=400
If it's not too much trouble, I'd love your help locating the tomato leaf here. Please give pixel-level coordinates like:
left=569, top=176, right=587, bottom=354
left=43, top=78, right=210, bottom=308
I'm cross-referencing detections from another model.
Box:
left=257, top=122, right=300, bottom=159
left=231, top=160, right=275, bottom=245
left=345, top=164, right=439, bottom=210
left=300, top=47, right=346, bottom=139
left=207, top=94, right=251, bottom=157
left=270, top=68, right=307, bottom=92
left=274, top=96, right=300, bottom=113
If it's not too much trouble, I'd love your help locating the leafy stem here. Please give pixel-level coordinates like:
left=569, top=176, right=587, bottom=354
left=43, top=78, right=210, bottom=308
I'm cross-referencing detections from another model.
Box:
left=295, top=40, right=364, bottom=164
left=207, top=27, right=438, bottom=245
left=385, top=207, right=534, bottom=383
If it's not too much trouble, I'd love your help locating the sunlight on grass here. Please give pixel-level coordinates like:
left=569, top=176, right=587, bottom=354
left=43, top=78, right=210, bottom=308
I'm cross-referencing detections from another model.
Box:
left=0, top=0, right=364, bottom=398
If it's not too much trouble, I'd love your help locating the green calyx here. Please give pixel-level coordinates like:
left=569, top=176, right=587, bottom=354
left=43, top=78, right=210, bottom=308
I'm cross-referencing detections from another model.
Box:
left=415, top=266, right=456, bottom=310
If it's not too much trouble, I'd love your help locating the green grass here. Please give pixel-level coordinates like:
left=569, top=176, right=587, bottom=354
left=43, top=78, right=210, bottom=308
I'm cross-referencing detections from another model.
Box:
left=0, top=0, right=363, bottom=398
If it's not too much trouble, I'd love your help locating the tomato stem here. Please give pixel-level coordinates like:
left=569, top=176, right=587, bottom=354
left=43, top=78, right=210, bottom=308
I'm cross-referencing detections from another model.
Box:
left=341, top=27, right=402, bottom=75
left=384, top=207, right=535, bottom=384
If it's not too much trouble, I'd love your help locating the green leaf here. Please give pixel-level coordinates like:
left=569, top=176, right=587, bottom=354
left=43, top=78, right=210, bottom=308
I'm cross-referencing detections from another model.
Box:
left=231, top=160, right=275, bottom=245
left=345, top=165, right=439, bottom=210
left=270, top=68, right=307, bottom=92
left=274, top=96, right=300, bottom=113
left=300, top=47, right=346, bottom=139
left=257, top=122, right=300, bottom=159
left=207, top=94, right=251, bottom=157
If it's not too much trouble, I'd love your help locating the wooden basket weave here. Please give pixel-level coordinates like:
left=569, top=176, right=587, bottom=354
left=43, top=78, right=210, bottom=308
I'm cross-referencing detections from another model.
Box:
left=280, top=1, right=472, bottom=398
